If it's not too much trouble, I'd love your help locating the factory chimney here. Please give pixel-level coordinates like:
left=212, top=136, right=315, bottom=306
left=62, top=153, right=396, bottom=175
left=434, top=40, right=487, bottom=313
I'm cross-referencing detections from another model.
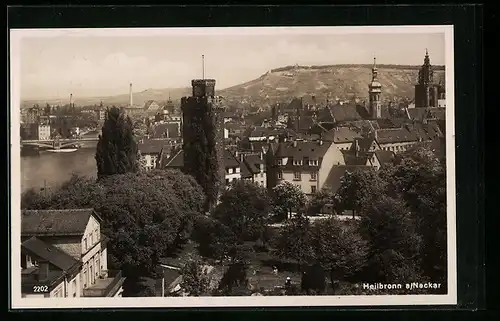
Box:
left=70, top=93, right=73, bottom=107
left=129, top=83, right=133, bottom=107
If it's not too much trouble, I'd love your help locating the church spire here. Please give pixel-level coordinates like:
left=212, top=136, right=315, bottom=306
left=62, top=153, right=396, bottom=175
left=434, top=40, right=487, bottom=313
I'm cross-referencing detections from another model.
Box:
left=372, top=57, right=378, bottom=80
left=424, top=48, right=430, bottom=65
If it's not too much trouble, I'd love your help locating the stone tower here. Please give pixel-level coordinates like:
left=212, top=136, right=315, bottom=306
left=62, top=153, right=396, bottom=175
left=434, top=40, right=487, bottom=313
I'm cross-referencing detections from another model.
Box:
left=181, top=78, right=225, bottom=210
left=368, top=57, right=382, bottom=119
left=415, top=49, right=439, bottom=108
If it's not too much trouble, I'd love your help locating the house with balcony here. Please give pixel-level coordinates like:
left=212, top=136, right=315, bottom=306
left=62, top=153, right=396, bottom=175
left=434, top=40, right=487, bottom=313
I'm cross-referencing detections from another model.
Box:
left=21, top=208, right=125, bottom=298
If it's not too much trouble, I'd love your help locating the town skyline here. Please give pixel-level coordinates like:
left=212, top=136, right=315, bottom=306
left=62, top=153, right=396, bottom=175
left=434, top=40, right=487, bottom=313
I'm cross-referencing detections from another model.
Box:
left=17, top=27, right=446, bottom=100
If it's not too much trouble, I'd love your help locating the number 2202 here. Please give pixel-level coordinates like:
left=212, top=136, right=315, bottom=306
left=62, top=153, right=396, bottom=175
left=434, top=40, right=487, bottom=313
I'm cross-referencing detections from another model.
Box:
left=33, top=285, right=49, bottom=293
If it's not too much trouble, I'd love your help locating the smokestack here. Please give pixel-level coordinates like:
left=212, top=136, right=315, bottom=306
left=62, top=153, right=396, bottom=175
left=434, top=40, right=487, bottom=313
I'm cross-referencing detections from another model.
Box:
left=70, top=94, right=73, bottom=107
left=129, top=83, right=133, bottom=107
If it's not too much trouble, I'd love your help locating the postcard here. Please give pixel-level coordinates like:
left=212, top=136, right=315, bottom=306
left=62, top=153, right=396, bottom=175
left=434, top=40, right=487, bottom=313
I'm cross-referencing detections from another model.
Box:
left=10, top=25, right=456, bottom=309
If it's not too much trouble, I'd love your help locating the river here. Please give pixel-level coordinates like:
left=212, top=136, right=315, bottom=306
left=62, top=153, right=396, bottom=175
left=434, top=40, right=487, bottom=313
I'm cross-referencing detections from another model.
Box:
left=21, top=142, right=98, bottom=194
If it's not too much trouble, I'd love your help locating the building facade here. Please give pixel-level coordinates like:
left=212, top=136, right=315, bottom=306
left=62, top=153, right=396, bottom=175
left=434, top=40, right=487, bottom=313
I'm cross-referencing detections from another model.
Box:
left=21, top=209, right=125, bottom=298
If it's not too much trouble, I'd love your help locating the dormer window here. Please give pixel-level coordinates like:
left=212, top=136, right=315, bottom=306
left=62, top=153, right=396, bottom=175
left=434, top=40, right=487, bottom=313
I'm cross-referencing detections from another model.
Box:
left=308, top=159, right=319, bottom=166
left=277, top=159, right=282, bottom=166
left=293, top=159, right=303, bottom=166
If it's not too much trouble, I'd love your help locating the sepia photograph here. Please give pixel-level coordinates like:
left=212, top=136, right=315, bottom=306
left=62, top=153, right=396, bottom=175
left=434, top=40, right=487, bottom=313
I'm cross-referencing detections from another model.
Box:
left=10, top=25, right=456, bottom=308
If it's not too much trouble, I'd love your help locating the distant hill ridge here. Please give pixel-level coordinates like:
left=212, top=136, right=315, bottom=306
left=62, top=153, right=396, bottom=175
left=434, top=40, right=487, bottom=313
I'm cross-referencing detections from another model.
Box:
left=268, top=64, right=445, bottom=73
left=21, top=63, right=446, bottom=108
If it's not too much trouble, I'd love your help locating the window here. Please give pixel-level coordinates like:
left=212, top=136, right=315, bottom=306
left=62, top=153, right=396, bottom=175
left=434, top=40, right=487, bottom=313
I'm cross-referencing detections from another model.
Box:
left=83, top=238, right=87, bottom=251
left=310, top=172, right=317, bottom=181
left=293, top=159, right=303, bottom=166
left=95, top=229, right=100, bottom=241
left=228, top=168, right=233, bottom=174
left=277, top=159, right=282, bottom=166
left=260, top=173, right=264, bottom=178
left=277, top=171, right=282, bottom=179
left=309, top=160, right=318, bottom=166
left=294, top=171, right=301, bottom=180
left=311, top=186, right=317, bottom=194
left=90, top=232, right=93, bottom=245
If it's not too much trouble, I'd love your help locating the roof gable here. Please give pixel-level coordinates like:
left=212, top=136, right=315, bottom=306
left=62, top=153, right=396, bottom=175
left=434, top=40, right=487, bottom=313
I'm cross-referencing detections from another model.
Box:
left=22, top=237, right=80, bottom=271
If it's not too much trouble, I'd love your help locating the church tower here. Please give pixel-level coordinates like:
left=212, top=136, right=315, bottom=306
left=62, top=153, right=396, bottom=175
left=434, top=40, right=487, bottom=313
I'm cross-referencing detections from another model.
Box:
left=368, top=57, right=382, bottom=119
left=415, top=49, right=439, bottom=108
left=180, top=57, right=225, bottom=211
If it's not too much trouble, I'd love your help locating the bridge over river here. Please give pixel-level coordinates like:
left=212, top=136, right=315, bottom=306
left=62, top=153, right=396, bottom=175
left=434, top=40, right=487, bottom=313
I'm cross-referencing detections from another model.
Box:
left=21, top=137, right=99, bottom=149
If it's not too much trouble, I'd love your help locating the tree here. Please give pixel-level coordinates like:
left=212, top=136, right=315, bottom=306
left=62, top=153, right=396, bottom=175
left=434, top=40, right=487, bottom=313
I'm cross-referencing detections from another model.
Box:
left=335, top=168, right=384, bottom=217
left=272, top=181, right=307, bottom=220
left=95, top=106, right=139, bottom=179
left=307, top=187, right=336, bottom=215
left=22, top=170, right=205, bottom=278
left=359, top=195, right=423, bottom=283
left=216, top=262, right=250, bottom=296
left=182, top=100, right=221, bottom=211
left=265, top=144, right=279, bottom=192
left=384, top=146, right=447, bottom=283
left=192, top=216, right=237, bottom=260
left=310, top=217, right=369, bottom=288
left=180, top=260, right=211, bottom=296
left=213, top=180, right=270, bottom=242
left=273, top=213, right=314, bottom=269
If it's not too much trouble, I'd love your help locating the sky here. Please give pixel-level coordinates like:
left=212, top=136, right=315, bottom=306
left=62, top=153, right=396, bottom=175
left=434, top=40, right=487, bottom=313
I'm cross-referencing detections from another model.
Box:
left=16, top=27, right=447, bottom=100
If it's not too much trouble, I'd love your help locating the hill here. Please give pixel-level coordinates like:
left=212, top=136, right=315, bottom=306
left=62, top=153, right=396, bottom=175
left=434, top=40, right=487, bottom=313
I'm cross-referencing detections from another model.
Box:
left=219, top=64, right=445, bottom=104
left=21, top=64, right=445, bottom=108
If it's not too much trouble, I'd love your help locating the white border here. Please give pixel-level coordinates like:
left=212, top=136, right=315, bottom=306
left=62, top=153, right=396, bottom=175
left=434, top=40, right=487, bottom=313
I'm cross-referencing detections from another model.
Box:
left=10, top=25, right=456, bottom=309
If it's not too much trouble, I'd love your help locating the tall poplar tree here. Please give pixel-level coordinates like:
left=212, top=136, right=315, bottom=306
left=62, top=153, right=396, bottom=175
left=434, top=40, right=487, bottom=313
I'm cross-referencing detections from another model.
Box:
left=95, top=107, right=139, bottom=178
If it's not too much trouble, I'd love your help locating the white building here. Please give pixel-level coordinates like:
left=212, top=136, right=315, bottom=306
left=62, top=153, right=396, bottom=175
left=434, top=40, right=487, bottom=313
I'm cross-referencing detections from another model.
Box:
left=21, top=209, right=125, bottom=298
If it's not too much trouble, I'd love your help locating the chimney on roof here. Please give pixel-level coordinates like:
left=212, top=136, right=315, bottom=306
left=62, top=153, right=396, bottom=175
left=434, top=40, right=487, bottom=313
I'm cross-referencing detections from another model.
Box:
left=319, top=139, right=323, bottom=146
left=37, top=260, right=50, bottom=281
left=293, top=140, right=297, bottom=148
left=354, top=139, right=359, bottom=157
left=240, top=152, right=244, bottom=163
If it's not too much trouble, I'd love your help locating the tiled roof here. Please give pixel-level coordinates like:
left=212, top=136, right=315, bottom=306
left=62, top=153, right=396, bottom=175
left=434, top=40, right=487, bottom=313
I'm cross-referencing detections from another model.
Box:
left=144, top=100, right=160, bottom=110
left=374, top=150, right=396, bottom=165
left=138, top=139, right=171, bottom=155
left=275, top=140, right=331, bottom=159
left=323, top=165, right=374, bottom=194
left=407, top=107, right=446, bottom=121
left=324, top=127, right=363, bottom=144
left=224, top=150, right=241, bottom=168
left=240, top=161, right=254, bottom=179
left=22, top=209, right=97, bottom=236
left=357, top=137, right=376, bottom=151
left=329, top=103, right=364, bottom=122
left=22, top=237, right=81, bottom=271
left=164, top=150, right=184, bottom=168
left=243, top=154, right=264, bottom=175
left=151, top=123, right=180, bottom=139
left=341, top=150, right=370, bottom=166
left=375, top=128, right=420, bottom=144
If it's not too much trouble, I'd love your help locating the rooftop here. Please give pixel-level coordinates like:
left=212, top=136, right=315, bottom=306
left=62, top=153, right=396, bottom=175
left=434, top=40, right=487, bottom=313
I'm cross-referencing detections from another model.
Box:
left=22, top=208, right=98, bottom=237
left=323, top=165, right=374, bottom=194
left=22, top=237, right=81, bottom=272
